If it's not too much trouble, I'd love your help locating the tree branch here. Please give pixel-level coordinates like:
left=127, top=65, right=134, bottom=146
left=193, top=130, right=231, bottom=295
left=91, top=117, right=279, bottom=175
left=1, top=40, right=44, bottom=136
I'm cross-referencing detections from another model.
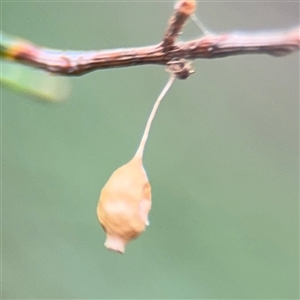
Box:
left=1, top=0, right=299, bottom=77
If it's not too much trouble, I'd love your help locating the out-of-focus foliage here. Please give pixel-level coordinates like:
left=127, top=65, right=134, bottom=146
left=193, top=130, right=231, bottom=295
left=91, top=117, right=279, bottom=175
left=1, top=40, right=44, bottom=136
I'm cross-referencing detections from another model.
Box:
left=1, top=60, right=70, bottom=101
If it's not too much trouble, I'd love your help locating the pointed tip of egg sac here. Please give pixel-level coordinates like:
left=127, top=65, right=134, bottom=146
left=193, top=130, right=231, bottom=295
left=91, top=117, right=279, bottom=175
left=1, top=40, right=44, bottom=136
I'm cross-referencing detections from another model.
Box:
left=104, top=235, right=126, bottom=254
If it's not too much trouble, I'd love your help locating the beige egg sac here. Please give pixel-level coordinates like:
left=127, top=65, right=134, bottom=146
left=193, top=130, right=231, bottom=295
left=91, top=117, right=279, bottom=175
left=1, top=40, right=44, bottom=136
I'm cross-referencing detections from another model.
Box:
left=97, top=157, right=152, bottom=253
left=97, top=75, right=175, bottom=253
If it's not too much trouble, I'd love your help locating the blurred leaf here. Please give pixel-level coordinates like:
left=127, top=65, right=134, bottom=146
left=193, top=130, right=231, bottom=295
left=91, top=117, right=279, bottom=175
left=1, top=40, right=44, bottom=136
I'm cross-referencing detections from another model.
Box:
left=1, top=60, right=71, bottom=102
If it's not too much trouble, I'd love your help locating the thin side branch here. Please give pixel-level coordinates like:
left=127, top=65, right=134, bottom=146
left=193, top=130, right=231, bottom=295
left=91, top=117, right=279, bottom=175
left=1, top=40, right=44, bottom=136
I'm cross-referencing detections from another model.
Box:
left=1, top=0, right=299, bottom=77
left=162, top=0, right=196, bottom=49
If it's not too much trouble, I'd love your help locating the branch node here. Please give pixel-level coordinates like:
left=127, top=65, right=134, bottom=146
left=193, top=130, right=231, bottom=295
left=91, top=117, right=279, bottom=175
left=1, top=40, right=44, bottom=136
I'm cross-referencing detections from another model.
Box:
left=165, top=58, right=195, bottom=80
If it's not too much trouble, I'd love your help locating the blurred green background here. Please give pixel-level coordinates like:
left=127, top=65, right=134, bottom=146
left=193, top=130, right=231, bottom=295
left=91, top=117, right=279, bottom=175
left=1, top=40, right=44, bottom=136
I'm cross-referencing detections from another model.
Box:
left=2, top=1, right=299, bottom=299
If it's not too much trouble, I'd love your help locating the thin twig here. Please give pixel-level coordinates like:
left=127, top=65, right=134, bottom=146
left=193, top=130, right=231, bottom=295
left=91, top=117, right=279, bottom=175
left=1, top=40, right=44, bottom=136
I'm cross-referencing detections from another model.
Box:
left=1, top=0, right=299, bottom=77
left=162, top=0, right=196, bottom=49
